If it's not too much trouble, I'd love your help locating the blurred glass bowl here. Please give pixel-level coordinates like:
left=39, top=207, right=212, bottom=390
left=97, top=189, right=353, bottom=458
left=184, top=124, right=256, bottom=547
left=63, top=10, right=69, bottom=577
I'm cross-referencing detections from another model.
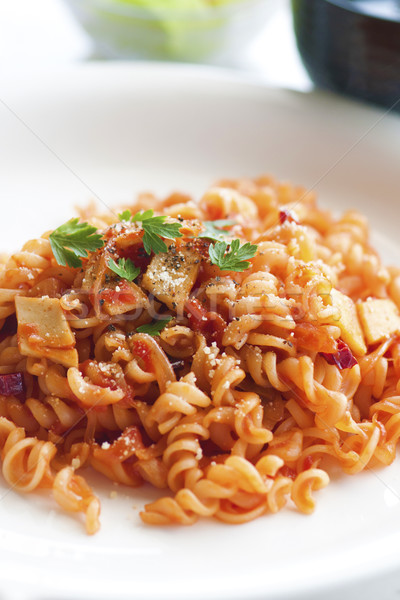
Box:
left=63, top=0, right=277, bottom=62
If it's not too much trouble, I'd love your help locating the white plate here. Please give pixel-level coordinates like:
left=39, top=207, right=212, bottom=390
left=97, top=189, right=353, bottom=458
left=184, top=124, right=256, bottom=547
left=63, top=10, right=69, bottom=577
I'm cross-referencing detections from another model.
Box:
left=0, top=63, right=400, bottom=600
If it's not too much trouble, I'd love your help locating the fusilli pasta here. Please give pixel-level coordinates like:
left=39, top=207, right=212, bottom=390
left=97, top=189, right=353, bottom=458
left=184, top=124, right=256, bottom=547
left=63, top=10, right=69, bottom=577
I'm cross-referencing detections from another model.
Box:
left=0, top=174, right=399, bottom=533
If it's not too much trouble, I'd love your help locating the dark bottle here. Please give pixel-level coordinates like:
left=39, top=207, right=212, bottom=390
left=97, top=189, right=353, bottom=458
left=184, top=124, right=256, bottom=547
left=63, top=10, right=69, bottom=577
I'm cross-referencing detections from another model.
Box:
left=291, top=0, right=400, bottom=111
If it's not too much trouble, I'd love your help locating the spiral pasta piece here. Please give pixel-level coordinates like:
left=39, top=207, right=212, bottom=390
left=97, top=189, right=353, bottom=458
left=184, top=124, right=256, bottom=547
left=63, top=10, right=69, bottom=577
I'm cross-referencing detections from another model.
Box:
left=291, top=468, right=330, bottom=514
left=0, top=419, right=56, bottom=492
left=53, top=466, right=100, bottom=535
left=146, top=374, right=211, bottom=436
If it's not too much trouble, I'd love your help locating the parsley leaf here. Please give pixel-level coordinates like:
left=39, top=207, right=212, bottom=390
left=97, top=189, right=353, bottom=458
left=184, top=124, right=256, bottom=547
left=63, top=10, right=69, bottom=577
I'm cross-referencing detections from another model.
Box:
left=136, top=316, right=173, bottom=336
left=131, top=209, right=154, bottom=223
left=198, top=219, right=236, bottom=242
left=141, top=229, right=168, bottom=255
left=209, top=239, right=257, bottom=272
left=118, top=209, right=132, bottom=222
left=131, top=210, right=183, bottom=255
left=108, top=258, right=140, bottom=282
left=49, top=218, right=104, bottom=268
left=118, top=209, right=182, bottom=254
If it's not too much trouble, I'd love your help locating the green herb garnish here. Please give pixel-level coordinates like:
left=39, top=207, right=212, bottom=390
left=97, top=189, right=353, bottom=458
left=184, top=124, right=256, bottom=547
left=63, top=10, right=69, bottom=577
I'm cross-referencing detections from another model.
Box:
left=49, top=218, right=104, bottom=268
left=136, top=316, right=173, bottom=336
left=108, top=257, right=140, bottom=282
left=119, top=209, right=182, bottom=255
left=198, top=219, right=236, bottom=242
left=209, top=239, right=257, bottom=272
left=118, top=209, right=133, bottom=222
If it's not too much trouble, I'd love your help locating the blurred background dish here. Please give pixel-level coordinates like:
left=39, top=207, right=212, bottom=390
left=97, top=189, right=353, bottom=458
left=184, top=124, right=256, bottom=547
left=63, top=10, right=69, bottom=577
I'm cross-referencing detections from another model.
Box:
left=292, top=0, right=400, bottom=112
left=62, top=0, right=278, bottom=62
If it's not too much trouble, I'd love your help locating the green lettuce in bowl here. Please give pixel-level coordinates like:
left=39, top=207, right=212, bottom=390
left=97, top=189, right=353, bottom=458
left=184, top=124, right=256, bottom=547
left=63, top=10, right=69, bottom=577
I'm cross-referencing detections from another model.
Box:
left=64, top=0, right=276, bottom=61
left=117, top=0, right=242, bottom=8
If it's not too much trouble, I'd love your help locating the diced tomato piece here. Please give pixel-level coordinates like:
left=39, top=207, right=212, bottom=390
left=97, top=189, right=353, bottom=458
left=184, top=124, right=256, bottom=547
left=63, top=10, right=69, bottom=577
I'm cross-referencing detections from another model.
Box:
left=186, top=298, right=226, bottom=346
left=99, top=280, right=138, bottom=307
left=186, top=298, right=207, bottom=325
left=130, top=339, right=153, bottom=371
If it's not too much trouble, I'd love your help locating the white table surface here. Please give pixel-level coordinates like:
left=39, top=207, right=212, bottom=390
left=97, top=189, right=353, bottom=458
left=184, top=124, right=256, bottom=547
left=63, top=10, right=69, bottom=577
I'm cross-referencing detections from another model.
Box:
left=0, top=0, right=311, bottom=91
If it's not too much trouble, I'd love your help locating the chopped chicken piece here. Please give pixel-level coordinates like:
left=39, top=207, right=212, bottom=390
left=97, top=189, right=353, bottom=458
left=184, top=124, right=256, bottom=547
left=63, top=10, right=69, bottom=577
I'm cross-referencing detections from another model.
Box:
left=142, top=246, right=200, bottom=312
left=330, top=288, right=367, bottom=356
left=357, top=298, right=400, bottom=345
left=81, top=251, right=149, bottom=316
left=15, top=296, right=78, bottom=368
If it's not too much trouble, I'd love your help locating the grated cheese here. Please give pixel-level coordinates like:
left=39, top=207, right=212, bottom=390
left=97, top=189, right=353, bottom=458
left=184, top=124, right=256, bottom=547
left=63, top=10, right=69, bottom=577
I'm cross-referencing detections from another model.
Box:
left=71, top=458, right=80, bottom=469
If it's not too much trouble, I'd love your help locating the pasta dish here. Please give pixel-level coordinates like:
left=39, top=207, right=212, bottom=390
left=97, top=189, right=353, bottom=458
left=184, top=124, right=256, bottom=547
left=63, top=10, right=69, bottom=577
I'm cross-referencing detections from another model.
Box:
left=1, top=175, right=399, bottom=534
